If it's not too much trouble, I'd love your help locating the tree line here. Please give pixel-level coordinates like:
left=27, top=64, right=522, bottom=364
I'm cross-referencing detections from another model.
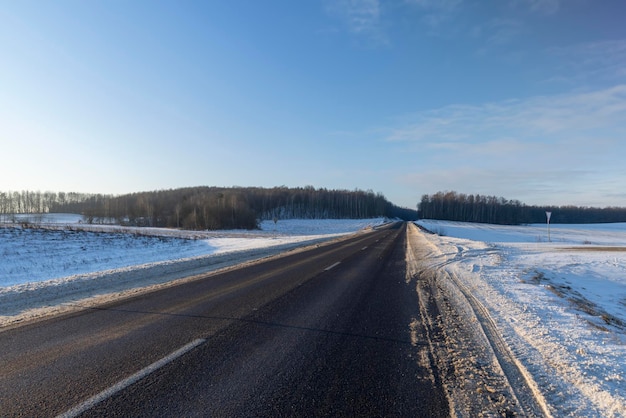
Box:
left=0, top=187, right=418, bottom=230
left=418, top=191, right=626, bottom=224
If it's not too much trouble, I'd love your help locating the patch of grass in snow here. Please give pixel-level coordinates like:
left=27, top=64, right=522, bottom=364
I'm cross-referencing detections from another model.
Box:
left=520, top=270, right=545, bottom=285
left=559, top=246, right=626, bottom=252
left=522, top=269, right=625, bottom=331
left=543, top=281, right=625, bottom=331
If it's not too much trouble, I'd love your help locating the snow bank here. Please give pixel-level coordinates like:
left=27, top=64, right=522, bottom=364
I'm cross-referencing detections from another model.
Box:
left=0, top=218, right=385, bottom=327
left=415, top=219, right=626, bottom=417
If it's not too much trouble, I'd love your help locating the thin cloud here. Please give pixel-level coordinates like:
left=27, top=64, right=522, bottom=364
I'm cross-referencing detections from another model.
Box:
left=405, top=0, right=463, bottom=32
left=508, top=0, right=561, bottom=15
left=406, top=0, right=462, bottom=10
left=548, top=39, right=626, bottom=85
left=387, top=85, right=626, bottom=144
left=470, top=17, right=528, bottom=59
left=399, top=163, right=626, bottom=207
left=386, top=85, right=626, bottom=205
left=484, top=18, right=525, bottom=46
left=324, top=0, right=387, bottom=45
left=523, top=0, right=561, bottom=14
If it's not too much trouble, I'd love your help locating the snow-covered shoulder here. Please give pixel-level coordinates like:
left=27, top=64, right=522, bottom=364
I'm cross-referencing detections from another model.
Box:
left=414, top=219, right=626, bottom=416
left=0, top=218, right=387, bottom=328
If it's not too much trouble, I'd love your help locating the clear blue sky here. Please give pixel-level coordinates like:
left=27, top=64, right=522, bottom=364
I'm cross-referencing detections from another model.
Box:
left=2, top=0, right=625, bottom=209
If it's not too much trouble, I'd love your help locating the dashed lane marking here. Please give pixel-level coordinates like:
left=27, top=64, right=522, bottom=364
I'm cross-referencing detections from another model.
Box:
left=57, top=338, right=206, bottom=418
left=324, top=262, right=341, bottom=271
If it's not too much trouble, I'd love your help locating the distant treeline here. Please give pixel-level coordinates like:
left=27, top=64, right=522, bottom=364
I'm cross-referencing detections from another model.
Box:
left=0, top=187, right=417, bottom=230
left=418, top=191, right=626, bottom=224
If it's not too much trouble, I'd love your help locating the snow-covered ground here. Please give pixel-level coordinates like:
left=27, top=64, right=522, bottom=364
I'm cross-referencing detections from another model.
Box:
left=415, top=219, right=626, bottom=417
left=0, top=215, right=384, bottom=327
left=3, top=215, right=625, bottom=415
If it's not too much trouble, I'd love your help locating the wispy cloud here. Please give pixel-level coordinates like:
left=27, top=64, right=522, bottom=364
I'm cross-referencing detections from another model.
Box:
left=397, top=166, right=617, bottom=206
left=484, top=18, right=525, bottom=46
left=405, top=0, right=463, bottom=33
left=471, top=17, right=527, bottom=58
left=387, top=85, right=626, bottom=143
left=547, top=39, right=626, bottom=85
left=324, top=0, right=387, bottom=45
left=406, top=0, right=462, bottom=9
left=405, top=0, right=463, bottom=14
left=514, top=0, right=561, bottom=15
left=386, top=85, right=626, bottom=205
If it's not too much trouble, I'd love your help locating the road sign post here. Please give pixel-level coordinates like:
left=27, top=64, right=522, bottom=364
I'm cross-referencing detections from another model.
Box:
left=546, top=211, right=552, bottom=242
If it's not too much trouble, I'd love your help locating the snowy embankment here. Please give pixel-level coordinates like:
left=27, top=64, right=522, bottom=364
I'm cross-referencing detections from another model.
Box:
left=0, top=216, right=385, bottom=327
left=414, top=219, right=626, bottom=417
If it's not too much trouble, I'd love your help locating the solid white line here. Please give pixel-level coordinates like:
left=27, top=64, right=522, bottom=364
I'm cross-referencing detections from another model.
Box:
left=324, top=261, right=341, bottom=271
left=57, top=338, right=206, bottom=418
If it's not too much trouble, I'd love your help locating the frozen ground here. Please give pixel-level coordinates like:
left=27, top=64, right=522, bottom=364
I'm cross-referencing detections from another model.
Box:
left=415, top=220, right=626, bottom=417
left=0, top=215, right=384, bottom=327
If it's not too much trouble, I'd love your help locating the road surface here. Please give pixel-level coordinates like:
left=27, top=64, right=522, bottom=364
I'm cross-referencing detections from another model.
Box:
left=0, top=222, right=543, bottom=417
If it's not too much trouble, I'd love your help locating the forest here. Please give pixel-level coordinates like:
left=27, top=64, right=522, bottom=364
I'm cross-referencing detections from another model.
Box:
left=418, top=191, right=626, bottom=225
left=0, top=187, right=418, bottom=230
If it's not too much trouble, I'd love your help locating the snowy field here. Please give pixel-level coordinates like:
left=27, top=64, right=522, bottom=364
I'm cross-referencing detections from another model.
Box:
left=415, top=220, right=626, bottom=417
left=0, top=215, right=384, bottom=326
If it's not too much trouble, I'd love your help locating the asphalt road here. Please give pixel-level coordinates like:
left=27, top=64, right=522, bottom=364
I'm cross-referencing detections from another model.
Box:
left=0, top=222, right=450, bottom=417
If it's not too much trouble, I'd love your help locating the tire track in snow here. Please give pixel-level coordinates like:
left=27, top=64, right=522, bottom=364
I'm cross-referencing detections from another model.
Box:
left=444, top=269, right=553, bottom=417
left=406, top=223, right=552, bottom=417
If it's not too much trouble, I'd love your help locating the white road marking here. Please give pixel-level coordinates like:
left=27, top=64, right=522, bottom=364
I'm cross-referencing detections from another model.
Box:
left=57, top=338, right=206, bottom=418
left=324, top=262, right=341, bottom=271
left=361, top=246, right=368, bottom=250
